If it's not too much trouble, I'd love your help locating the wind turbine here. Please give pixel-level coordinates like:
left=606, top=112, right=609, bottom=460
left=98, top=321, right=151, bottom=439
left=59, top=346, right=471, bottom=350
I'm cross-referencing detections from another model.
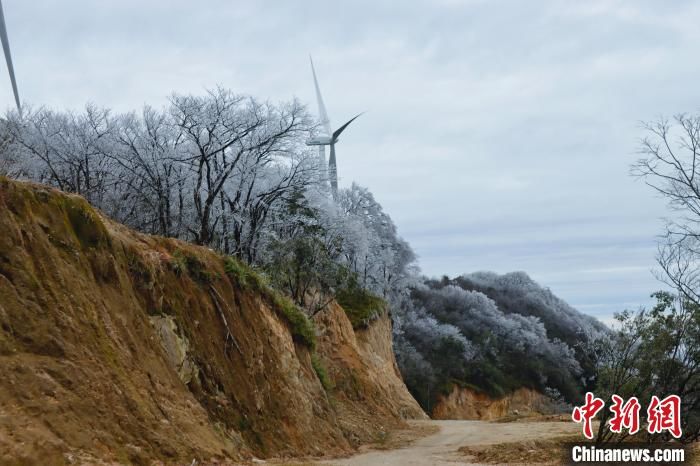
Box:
left=306, top=57, right=361, bottom=195
left=0, top=0, right=20, bottom=115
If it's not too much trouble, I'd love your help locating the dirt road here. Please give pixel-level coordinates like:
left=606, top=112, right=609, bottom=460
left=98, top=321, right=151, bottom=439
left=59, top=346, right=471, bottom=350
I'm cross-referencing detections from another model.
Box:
left=318, top=420, right=579, bottom=466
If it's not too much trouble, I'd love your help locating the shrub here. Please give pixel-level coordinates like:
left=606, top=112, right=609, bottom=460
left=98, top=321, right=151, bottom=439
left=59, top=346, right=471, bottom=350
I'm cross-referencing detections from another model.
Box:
left=224, top=256, right=266, bottom=291
left=272, top=293, right=317, bottom=350
left=237, top=417, right=251, bottom=431
left=172, top=249, right=214, bottom=284
left=336, top=284, right=386, bottom=328
left=125, top=250, right=153, bottom=288
left=224, top=256, right=316, bottom=349
left=264, top=235, right=350, bottom=313
left=170, top=250, right=188, bottom=277
left=311, top=353, right=332, bottom=391
left=61, top=196, right=109, bottom=248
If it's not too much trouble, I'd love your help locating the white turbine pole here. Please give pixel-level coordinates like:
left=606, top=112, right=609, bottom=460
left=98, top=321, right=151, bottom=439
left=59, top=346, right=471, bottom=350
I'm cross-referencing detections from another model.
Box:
left=0, top=0, right=20, bottom=116
left=317, top=145, right=327, bottom=183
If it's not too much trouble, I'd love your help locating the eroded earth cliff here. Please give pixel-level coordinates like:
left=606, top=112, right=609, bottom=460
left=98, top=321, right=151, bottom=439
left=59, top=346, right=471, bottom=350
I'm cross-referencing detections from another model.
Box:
left=0, top=178, right=424, bottom=465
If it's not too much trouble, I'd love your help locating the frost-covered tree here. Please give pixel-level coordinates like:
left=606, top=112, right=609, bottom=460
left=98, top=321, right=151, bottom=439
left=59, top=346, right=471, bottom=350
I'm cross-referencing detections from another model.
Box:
left=168, top=88, right=315, bottom=252
left=393, top=272, right=604, bottom=411
left=336, top=183, right=418, bottom=299
left=633, top=114, right=700, bottom=309
left=2, top=87, right=421, bottom=324
left=4, top=105, right=116, bottom=206
left=106, top=107, right=187, bottom=236
left=3, top=90, right=322, bottom=263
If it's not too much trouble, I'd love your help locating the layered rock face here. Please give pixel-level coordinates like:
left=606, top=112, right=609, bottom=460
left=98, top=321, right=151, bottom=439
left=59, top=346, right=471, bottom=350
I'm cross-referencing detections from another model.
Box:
left=0, top=179, right=424, bottom=465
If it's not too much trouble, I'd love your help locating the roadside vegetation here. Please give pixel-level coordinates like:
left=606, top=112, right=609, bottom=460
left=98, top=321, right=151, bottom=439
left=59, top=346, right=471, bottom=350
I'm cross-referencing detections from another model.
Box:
left=589, top=114, right=700, bottom=444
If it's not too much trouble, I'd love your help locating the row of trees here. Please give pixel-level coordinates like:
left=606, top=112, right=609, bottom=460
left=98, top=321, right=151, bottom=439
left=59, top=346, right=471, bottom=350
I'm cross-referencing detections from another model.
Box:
left=0, top=89, right=417, bottom=312
left=3, top=89, right=315, bottom=262
left=5, top=89, right=597, bottom=417
left=593, top=292, right=700, bottom=443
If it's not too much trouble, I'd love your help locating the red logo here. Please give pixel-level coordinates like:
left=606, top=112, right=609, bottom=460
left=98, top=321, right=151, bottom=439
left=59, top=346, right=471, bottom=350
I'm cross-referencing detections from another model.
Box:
left=647, top=395, right=682, bottom=438
left=572, top=393, right=683, bottom=439
left=608, top=394, right=641, bottom=435
left=572, top=392, right=605, bottom=439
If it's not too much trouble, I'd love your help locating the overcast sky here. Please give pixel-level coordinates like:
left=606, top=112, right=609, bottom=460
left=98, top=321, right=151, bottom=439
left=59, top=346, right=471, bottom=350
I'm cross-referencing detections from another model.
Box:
left=3, top=0, right=700, bottom=324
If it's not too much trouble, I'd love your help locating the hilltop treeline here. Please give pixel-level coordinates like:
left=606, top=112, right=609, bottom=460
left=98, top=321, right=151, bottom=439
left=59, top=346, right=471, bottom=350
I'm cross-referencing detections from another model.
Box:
left=0, top=92, right=415, bottom=315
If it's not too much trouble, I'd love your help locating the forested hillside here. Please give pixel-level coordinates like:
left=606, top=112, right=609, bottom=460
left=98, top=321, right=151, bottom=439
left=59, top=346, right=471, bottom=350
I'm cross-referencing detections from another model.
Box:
left=392, top=273, right=608, bottom=412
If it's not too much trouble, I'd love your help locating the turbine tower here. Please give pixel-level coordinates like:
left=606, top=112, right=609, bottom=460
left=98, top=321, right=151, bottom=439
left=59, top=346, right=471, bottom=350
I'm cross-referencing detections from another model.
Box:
left=306, top=57, right=361, bottom=195
left=0, top=0, right=20, bottom=115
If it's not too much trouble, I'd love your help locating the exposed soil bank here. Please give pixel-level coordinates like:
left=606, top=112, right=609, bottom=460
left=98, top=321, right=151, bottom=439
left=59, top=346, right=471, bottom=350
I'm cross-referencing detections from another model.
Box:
left=432, top=386, right=556, bottom=420
left=0, top=179, right=424, bottom=465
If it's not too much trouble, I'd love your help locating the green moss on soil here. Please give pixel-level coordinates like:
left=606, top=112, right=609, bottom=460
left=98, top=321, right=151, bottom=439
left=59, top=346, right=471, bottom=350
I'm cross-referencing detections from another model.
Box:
left=270, top=293, right=317, bottom=350
left=311, top=353, right=332, bottom=391
left=60, top=196, right=109, bottom=248
left=174, top=249, right=216, bottom=283
left=223, top=256, right=266, bottom=291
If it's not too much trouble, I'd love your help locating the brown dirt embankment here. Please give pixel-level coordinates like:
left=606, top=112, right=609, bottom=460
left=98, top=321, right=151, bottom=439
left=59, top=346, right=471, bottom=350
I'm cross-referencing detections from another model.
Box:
left=432, top=386, right=556, bottom=420
left=0, top=178, right=424, bottom=465
left=313, top=303, right=427, bottom=446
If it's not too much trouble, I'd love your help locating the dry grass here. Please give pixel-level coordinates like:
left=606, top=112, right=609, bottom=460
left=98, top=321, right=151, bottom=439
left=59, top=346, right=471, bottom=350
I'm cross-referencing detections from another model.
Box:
left=371, top=422, right=440, bottom=450
left=460, top=436, right=700, bottom=466
left=458, top=435, right=580, bottom=465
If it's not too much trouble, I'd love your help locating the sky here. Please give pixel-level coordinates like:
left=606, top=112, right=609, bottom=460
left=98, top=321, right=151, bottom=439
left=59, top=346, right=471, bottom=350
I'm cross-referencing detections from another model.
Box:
left=3, top=0, right=700, bottom=324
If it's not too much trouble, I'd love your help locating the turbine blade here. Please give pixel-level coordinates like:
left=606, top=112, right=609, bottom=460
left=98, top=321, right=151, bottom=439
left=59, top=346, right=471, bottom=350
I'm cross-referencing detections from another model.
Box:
left=0, top=0, right=20, bottom=115
left=310, top=56, right=331, bottom=136
left=332, top=112, right=363, bottom=141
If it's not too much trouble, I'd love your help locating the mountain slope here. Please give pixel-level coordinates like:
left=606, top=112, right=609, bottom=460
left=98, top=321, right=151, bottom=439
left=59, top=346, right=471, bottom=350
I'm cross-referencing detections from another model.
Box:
left=0, top=178, right=423, bottom=465
left=394, top=273, right=607, bottom=415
